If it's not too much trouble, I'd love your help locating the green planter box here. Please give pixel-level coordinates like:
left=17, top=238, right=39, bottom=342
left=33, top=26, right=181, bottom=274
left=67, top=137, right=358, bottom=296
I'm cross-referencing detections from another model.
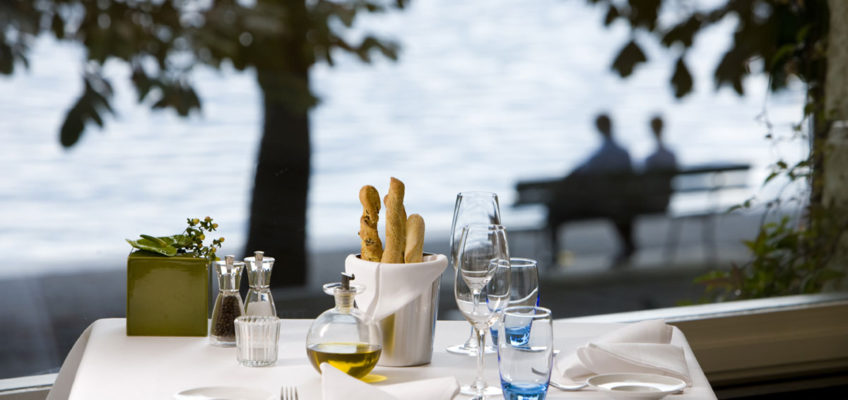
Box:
left=126, top=251, right=209, bottom=336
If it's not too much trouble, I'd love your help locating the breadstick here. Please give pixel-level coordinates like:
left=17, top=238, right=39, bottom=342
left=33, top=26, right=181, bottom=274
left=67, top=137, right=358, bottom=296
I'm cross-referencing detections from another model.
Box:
left=381, top=177, right=406, bottom=263
left=358, top=185, right=383, bottom=262
left=405, top=214, right=425, bottom=263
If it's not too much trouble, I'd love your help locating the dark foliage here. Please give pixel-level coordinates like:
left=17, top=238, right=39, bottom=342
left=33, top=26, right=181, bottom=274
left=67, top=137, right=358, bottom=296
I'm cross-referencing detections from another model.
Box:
left=588, top=0, right=842, bottom=300
left=1, top=0, right=409, bottom=287
left=592, top=0, right=828, bottom=99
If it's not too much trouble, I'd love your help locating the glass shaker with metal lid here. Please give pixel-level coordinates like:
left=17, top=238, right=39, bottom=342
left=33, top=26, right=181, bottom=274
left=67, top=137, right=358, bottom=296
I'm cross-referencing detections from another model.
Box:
left=244, top=251, right=276, bottom=316
left=210, top=255, right=245, bottom=346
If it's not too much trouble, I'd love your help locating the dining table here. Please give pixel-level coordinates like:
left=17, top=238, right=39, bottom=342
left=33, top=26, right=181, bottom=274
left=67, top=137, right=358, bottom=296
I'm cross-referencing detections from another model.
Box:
left=49, top=318, right=717, bottom=399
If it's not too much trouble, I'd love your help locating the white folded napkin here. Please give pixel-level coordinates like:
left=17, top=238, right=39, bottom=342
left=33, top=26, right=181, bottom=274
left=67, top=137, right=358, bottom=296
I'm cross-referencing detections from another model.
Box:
left=345, top=253, right=448, bottom=321
left=321, top=363, right=459, bottom=400
left=555, top=319, right=691, bottom=385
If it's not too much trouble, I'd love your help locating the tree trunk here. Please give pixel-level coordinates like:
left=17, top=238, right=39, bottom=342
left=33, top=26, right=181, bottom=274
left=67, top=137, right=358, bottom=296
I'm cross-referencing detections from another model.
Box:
left=244, top=80, right=310, bottom=288
left=245, top=0, right=313, bottom=288
left=823, top=0, right=848, bottom=279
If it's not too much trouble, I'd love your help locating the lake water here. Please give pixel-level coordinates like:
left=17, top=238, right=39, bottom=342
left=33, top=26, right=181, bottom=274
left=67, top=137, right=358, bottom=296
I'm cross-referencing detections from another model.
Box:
left=0, top=0, right=806, bottom=278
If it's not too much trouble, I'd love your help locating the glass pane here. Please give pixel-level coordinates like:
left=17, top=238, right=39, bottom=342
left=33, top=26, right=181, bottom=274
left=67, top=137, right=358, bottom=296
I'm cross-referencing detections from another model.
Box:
left=0, top=0, right=819, bottom=380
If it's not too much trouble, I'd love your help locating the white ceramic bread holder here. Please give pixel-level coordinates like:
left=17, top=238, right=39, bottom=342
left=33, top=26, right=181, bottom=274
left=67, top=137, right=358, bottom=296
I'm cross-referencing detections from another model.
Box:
left=345, top=253, right=448, bottom=367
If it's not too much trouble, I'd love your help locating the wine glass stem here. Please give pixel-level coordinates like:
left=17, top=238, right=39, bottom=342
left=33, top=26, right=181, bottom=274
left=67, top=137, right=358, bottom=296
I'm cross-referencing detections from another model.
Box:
left=474, top=326, right=487, bottom=395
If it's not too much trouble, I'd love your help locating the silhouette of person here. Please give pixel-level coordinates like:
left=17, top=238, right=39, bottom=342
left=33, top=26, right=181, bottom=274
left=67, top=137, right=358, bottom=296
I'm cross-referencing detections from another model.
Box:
left=645, top=115, right=677, bottom=171
left=643, top=115, right=678, bottom=212
left=573, top=114, right=632, bottom=174
left=548, top=113, right=636, bottom=265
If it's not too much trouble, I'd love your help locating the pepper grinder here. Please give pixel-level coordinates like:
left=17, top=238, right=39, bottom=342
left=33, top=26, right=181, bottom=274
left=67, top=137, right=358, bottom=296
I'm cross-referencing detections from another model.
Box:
left=210, top=255, right=245, bottom=346
left=244, top=251, right=277, bottom=316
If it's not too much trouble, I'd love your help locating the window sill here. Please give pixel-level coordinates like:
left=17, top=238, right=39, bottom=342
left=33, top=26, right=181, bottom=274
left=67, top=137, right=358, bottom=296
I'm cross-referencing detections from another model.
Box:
left=565, top=292, right=848, bottom=391
left=2, top=293, right=846, bottom=398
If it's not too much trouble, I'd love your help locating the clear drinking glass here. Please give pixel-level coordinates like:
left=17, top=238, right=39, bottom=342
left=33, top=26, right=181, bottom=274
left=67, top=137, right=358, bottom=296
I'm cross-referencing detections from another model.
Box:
left=498, top=306, right=553, bottom=400
left=447, top=191, right=502, bottom=356
left=235, top=315, right=281, bottom=367
left=455, top=224, right=511, bottom=399
left=491, top=258, right=540, bottom=346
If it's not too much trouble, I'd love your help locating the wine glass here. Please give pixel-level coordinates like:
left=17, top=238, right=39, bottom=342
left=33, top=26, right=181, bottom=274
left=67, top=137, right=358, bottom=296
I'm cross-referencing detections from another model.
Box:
left=455, top=224, right=511, bottom=398
left=447, top=192, right=502, bottom=356
left=491, top=258, right=540, bottom=346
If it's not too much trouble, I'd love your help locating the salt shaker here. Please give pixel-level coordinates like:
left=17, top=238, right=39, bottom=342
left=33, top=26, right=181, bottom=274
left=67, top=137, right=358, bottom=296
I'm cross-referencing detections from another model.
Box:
left=244, top=251, right=277, bottom=316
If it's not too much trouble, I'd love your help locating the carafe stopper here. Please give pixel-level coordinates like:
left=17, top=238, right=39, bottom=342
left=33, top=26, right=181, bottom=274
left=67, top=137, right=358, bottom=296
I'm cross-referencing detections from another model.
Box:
left=341, top=272, right=355, bottom=290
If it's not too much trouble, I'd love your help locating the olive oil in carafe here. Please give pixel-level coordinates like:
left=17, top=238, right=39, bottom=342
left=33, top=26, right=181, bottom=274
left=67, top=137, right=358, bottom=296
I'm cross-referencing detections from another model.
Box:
left=306, top=342, right=382, bottom=378
left=306, top=274, right=383, bottom=379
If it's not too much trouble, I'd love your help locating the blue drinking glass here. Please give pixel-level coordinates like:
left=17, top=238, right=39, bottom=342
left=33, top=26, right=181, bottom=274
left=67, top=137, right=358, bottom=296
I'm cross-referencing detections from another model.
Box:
left=491, top=258, right=540, bottom=346
left=497, top=306, right=553, bottom=400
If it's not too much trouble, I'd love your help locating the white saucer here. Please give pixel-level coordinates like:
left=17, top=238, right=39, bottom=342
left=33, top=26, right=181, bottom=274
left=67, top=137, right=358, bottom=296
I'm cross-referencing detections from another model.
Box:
left=587, top=373, right=686, bottom=400
left=174, top=386, right=275, bottom=400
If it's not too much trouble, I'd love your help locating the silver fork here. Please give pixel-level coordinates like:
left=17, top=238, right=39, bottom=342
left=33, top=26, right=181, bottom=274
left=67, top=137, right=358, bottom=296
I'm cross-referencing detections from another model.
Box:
left=280, top=386, right=299, bottom=400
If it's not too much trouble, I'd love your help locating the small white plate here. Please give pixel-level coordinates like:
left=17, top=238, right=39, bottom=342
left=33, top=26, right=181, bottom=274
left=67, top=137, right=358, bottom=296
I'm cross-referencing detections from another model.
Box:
left=174, top=386, right=275, bottom=400
left=587, top=373, right=686, bottom=400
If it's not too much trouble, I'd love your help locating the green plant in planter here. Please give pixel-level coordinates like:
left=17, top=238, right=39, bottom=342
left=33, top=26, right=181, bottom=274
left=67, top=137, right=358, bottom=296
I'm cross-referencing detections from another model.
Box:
left=126, top=217, right=225, bottom=336
left=127, top=217, right=224, bottom=261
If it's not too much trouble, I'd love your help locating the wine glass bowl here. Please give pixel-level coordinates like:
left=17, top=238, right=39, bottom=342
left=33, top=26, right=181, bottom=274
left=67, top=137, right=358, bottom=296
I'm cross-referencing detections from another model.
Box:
left=450, top=192, right=502, bottom=270
left=447, top=192, right=502, bottom=356
left=455, top=259, right=510, bottom=328
left=454, top=224, right=511, bottom=399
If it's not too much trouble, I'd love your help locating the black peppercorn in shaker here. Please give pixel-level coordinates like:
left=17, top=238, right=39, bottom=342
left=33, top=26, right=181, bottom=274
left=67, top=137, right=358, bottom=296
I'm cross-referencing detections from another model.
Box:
left=210, top=255, right=245, bottom=346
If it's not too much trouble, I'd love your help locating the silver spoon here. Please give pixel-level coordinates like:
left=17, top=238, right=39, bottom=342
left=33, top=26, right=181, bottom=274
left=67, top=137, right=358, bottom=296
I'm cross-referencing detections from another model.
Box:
left=549, top=380, right=589, bottom=391
left=532, top=367, right=589, bottom=391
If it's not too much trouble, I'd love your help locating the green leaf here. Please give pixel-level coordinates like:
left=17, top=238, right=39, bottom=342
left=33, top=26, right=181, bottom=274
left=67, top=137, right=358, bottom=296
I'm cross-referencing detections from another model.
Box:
left=769, top=44, right=796, bottom=71
left=140, top=234, right=169, bottom=247
left=670, top=56, right=693, bottom=98
left=60, top=74, right=114, bottom=147
left=60, top=105, right=86, bottom=147
left=694, top=269, right=728, bottom=283
left=604, top=5, right=620, bottom=26
left=795, top=24, right=811, bottom=43
left=626, top=0, right=661, bottom=30
left=661, top=14, right=702, bottom=48
left=763, top=171, right=779, bottom=185
left=126, top=238, right=178, bottom=256
left=131, top=67, right=153, bottom=102
left=0, top=41, right=14, bottom=75
left=51, top=14, right=65, bottom=39
left=166, top=234, right=193, bottom=248
left=611, top=40, right=647, bottom=78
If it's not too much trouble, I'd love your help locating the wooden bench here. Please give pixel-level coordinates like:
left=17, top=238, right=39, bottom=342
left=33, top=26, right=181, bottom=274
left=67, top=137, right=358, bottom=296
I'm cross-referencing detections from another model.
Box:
left=514, top=162, right=751, bottom=265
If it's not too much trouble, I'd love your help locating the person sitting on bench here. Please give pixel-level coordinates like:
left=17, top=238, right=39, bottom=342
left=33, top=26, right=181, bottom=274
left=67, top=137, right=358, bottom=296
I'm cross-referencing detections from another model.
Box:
left=642, top=115, right=678, bottom=213
left=548, top=113, right=635, bottom=265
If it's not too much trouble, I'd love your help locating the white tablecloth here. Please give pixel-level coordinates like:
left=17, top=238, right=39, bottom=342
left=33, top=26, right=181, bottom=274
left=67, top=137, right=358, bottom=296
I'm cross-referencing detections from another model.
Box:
left=50, top=318, right=716, bottom=399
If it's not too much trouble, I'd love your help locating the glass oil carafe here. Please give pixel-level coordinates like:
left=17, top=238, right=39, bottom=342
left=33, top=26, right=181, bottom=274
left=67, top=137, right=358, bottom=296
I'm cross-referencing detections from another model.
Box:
left=244, top=251, right=276, bottom=317
left=210, top=255, right=245, bottom=346
left=306, top=273, right=382, bottom=379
